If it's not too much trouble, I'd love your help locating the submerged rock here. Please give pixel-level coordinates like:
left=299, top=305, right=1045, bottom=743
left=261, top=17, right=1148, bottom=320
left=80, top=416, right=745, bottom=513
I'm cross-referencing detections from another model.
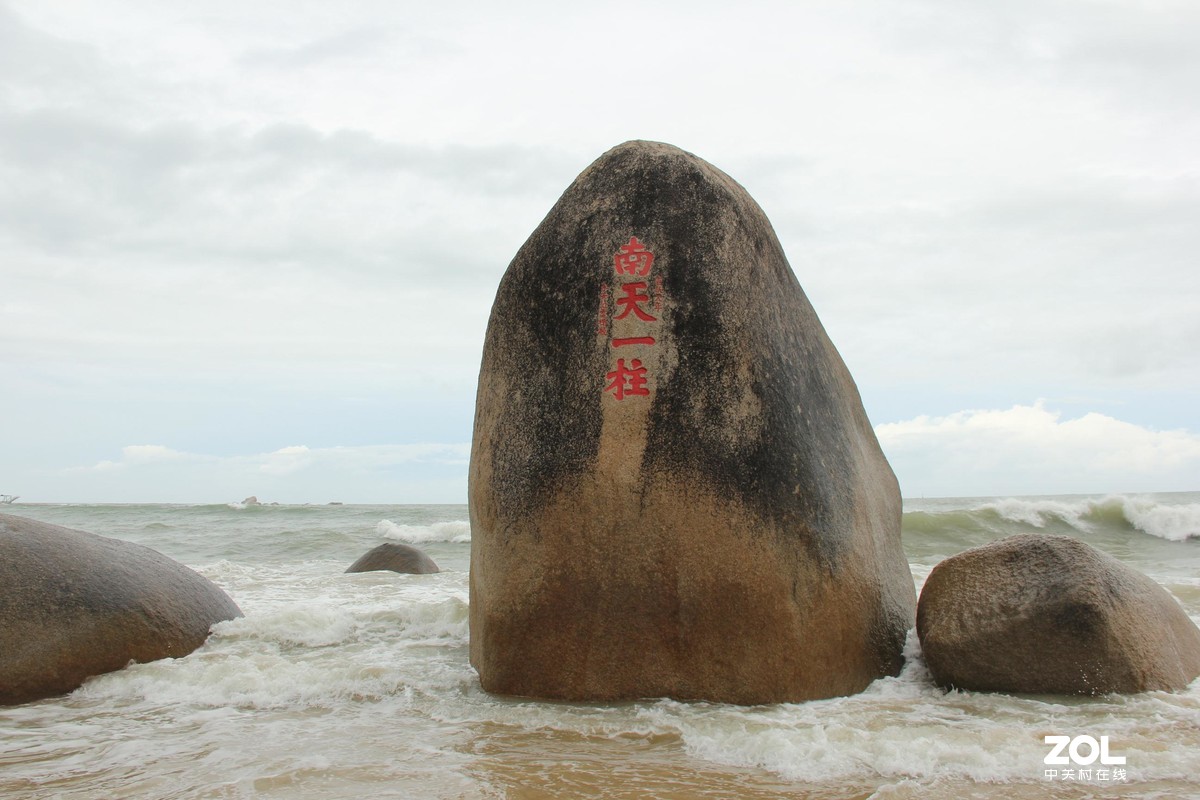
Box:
left=917, top=533, right=1200, bottom=695
left=468, top=140, right=915, bottom=704
left=346, top=543, right=440, bottom=575
left=0, top=513, right=242, bottom=705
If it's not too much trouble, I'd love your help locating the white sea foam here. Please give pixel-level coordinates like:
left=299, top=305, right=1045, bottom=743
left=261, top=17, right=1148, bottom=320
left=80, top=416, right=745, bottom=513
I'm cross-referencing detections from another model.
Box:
left=663, top=633, right=1019, bottom=783
left=974, top=494, right=1200, bottom=541
left=376, top=596, right=469, bottom=642
left=216, top=603, right=359, bottom=648
left=659, top=631, right=1200, bottom=786
left=642, top=684, right=1048, bottom=785
left=1109, top=495, right=1200, bottom=541
left=377, top=518, right=472, bottom=543
left=75, top=645, right=412, bottom=709
left=76, top=579, right=471, bottom=712
left=975, top=497, right=1087, bottom=529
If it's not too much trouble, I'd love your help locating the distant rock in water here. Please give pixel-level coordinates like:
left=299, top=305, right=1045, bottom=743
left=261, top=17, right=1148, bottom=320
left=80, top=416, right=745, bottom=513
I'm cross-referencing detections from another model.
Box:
left=242, top=496, right=260, bottom=506
left=346, top=543, right=439, bottom=575
left=917, top=533, right=1200, bottom=695
left=468, top=140, right=915, bottom=704
left=0, top=513, right=242, bottom=706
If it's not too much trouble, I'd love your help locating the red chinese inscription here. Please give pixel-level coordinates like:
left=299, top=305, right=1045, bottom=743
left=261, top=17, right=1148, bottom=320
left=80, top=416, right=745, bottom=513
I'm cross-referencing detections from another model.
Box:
left=605, top=358, right=649, bottom=400
left=601, top=236, right=661, bottom=400
left=614, top=281, right=656, bottom=322
left=614, top=236, right=654, bottom=276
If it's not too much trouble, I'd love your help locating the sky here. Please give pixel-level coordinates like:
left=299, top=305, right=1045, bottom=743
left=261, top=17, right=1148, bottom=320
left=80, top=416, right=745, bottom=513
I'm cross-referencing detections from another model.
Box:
left=1, top=0, right=1198, bottom=503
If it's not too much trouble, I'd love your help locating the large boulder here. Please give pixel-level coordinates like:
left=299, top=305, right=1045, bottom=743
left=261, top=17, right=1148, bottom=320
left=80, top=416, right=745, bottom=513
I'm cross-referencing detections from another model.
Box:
left=468, top=140, right=915, bottom=704
left=0, top=513, right=242, bottom=705
left=346, top=543, right=440, bottom=574
left=917, top=533, right=1200, bottom=695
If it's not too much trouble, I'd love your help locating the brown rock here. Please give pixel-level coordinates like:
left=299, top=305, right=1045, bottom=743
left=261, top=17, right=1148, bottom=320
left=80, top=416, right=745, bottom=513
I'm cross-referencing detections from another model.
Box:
left=468, top=140, right=915, bottom=704
left=917, top=533, right=1200, bottom=695
left=345, top=543, right=440, bottom=574
left=0, top=513, right=242, bottom=705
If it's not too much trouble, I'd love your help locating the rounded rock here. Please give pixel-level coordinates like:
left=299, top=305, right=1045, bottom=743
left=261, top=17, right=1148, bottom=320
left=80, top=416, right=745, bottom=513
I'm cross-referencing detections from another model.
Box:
left=345, top=543, right=440, bottom=574
left=469, top=140, right=916, bottom=704
left=917, top=533, right=1200, bottom=695
left=0, top=513, right=242, bottom=705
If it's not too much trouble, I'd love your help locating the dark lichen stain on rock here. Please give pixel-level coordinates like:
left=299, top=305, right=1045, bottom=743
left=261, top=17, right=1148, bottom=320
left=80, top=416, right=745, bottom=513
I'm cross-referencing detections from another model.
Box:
left=482, top=201, right=607, bottom=520
left=1053, top=601, right=1103, bottom=638
left=644, top=197, right=851, bottom=568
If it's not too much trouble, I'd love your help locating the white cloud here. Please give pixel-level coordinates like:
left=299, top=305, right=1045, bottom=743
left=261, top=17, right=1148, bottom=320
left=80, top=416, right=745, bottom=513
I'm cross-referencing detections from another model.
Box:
left=877, top=402, right=1200, bottom=497
left=257, top=445, right=314, bottom=476
left=118, top=444, right=197, bottom=464
left=53, top=443, right=471, bottom=504
left=82, top=445, right=205, bottom=472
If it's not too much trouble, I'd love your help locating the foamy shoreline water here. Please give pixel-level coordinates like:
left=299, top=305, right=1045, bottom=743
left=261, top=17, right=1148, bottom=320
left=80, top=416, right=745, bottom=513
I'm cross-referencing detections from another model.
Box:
left=1, top=494, right=1198, bottom=799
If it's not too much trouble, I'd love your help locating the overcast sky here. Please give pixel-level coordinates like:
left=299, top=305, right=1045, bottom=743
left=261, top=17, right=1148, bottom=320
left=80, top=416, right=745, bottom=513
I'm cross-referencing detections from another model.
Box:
left=2, top=0, right=1198, bottom=503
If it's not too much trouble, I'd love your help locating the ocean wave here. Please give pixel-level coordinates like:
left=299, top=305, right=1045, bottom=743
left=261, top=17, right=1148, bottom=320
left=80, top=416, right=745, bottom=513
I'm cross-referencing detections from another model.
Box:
left=75, top=642, right=416, bottom=709
left=377, top=519, right=472, bottom=543
left=215, top=604, right=359, bottom=649
left=970, top=495, right=1200, bottom=542
left=653, top=630, right=1198, bottom=786
left=1107, top=497, right=1200, bottom=542
left=75, top=588, right=471, bottom=711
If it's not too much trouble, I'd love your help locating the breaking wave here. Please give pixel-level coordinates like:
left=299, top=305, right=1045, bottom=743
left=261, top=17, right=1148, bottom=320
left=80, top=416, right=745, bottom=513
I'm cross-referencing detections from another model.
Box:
left=974, top=495, right=1200, bottom=542
left=376, top=519, right=472, bottom=543
left=903, top=494, right=1200, bottom=544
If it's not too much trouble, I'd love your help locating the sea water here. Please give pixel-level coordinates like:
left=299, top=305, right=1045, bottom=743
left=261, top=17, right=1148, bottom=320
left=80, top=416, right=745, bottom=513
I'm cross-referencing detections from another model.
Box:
left=1, top=495, right=1198, bottom=799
